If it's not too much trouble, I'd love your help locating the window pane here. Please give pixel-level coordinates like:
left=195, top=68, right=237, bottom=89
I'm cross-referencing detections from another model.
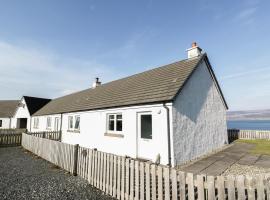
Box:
left=47, top=117, right=51, bottom=128
left=68, top=116, right=73, bottom=129
left=116, top=114, right=122, bottom=120
left=75, top=116, right=80, bottom=130
left=141, top=115, right=152, bottom=139
left=109, top=119, right=114, bottom=131
left=109, top=115, right=115, bottom=120
left=116, top=120, right=122, bottom=131
left=0, top=120, right=2, bottom=127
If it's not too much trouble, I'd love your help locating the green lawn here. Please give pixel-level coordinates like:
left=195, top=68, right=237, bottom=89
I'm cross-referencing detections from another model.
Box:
left=236, top=139, right=270, bottom=155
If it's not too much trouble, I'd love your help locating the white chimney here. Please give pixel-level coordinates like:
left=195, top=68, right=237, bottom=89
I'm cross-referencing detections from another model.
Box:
left=92, top=77, right=101, bottom=88
left=186, top=42, right=202, bottom=59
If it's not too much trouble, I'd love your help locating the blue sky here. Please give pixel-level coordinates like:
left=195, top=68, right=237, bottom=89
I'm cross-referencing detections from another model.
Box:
left=0, top=0, right=269, bottom=111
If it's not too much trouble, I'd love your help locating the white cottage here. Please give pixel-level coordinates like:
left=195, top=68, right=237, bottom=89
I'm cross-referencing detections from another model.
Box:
left=11, top=96, right=51, bottom=130
left=0, top=100, right=19, bottom=129
left=32, top=43, right=228, bottom=166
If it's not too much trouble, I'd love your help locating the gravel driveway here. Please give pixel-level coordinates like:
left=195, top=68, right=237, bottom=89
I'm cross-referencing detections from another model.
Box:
left=0, top=147, right=115, bottom=200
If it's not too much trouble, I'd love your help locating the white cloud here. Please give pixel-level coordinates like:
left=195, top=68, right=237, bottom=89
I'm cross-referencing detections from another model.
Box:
left=0, top=40, right=115, bottom=100
left=221, top=66, right=270, bottom=80
left=233, top=7, right=257, bottom=25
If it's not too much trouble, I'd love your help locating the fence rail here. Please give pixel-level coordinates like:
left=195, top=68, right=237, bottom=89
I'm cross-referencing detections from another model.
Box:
left=0, top=133, right=22, bottom=147
left=21, top=133, right=270, bottom=200
left=27, top=131, right=61, bottom=141
left=228, top=129, right=270, bottom=143
left=0, top=128, right=26, bottom=134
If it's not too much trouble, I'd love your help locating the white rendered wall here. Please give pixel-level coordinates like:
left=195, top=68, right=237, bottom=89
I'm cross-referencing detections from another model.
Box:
left=11, top=98, right=31, bottom=130
left=172, top=60, right=228, bottom=165
left=0, top=118, right=11, bottom=129
left=34, top=103, right=171, bottom=165
left=31, top=114, right=61, bottom=132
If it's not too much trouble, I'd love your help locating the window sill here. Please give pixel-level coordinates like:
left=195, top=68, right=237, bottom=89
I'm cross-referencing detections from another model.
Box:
left=104, top=133, right=124, bottom=138
left=67, top=130, right=80, bottom=133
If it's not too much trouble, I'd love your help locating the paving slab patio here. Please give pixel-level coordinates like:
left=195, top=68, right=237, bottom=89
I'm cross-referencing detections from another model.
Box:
left=179, top=143, right=270, bottom=175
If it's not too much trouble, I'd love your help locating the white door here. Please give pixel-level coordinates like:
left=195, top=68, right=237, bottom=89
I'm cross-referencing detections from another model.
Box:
left=54, top=117, right=60, bottom=131
left=137, top=112, right=153, bottom=160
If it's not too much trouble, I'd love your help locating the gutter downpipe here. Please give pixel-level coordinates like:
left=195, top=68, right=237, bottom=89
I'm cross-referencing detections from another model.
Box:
left=9, top=117, right=12, bottom=129
left=163, top=102, right=172, bottom=167
left=60, top=113, right=63, bottom=141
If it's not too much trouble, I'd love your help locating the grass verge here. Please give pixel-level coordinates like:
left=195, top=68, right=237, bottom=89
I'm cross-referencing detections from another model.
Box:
left=236, top=139, right=270, bottom=155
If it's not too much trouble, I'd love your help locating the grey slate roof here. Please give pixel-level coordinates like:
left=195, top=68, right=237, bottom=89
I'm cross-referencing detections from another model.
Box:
left=34, top=54, right=219, bottom=116
left=0, top=100, right=20, bottom=118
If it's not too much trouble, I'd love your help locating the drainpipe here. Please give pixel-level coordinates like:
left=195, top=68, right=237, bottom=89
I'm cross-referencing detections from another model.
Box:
left=29, top=117, right=32, bottom=132
left=163, top=102, right=172, bottom=167
left=9, top=117, right=12, bottom=129
left=59, top=113, right=63, bottom=141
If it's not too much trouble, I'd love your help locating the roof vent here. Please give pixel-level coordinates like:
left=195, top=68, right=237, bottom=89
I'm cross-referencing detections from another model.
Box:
left=186, top=42, right=202, bottom=59
left=92, top=77, right=101, bottom=88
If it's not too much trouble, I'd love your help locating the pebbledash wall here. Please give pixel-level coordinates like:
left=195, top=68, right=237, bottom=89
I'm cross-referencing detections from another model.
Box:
left=31, top=103, right=173, bottom=166
left=172, top=60, right=228, bottom=165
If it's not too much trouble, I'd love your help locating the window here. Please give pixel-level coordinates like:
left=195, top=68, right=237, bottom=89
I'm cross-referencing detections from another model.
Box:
left=0, top=120, right=2, bottom=128
left=68, top=116, right=73, bottom=130
left=68, top=115, right=80, bottom=132
left=33, top=118, right=39, bottom=129
left=54, top=117, right=60, bottom=131
left=141, top=114, right=152, bottom=139
left=46, top=117, right=52, bottom=129
left=107, top=114, right=122, bottom=133
left=74, top=116, right=80, bottom=130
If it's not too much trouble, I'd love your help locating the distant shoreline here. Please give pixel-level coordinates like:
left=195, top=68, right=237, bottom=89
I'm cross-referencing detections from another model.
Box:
left=227, top=120, right=270, bottom=130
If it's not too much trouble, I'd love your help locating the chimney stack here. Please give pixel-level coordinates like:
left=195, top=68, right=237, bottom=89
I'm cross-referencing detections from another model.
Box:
left=186, top=42, right=202, bottom=59
left=92, top=77, right=101, bottom=88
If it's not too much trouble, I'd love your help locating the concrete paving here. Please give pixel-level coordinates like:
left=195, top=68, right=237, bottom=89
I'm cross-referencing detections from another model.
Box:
left=179, top=143, right=270, bottom=176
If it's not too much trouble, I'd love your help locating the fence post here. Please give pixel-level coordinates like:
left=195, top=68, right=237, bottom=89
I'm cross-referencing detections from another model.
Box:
left=73, top=144, right=79, bottom=176
left=59, top=131, right=62, bottom=142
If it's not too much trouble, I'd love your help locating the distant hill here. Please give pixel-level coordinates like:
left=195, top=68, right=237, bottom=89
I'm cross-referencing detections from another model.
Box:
left=227, top=109, right=270, bottom=120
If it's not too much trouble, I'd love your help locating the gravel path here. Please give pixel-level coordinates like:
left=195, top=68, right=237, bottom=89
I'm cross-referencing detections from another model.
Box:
left=0, top=147, right=115, bottom=200
left=222, top=163, right=270, bottom=176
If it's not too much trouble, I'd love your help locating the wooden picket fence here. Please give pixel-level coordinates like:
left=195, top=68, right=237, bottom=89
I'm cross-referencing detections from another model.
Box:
left=228, top=129, right=270, bottom=143
left=0, top=128, right=26, bottom=134
left=22, top=133, right=75, bottom=173
left=0, top=133, right=22, bottom=147
left=21, top=133, right=270, bottom=200
left=27, top=131, right=61, bottom=141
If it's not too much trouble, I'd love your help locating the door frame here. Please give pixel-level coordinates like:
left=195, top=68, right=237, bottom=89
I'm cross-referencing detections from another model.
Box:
left=136, top=111, right=152, bottom=159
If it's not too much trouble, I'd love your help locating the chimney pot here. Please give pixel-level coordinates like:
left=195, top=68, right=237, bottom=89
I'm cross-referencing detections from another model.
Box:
left=192, top=42, right=197, bottom=47
left=92, top=77, right=101, bottom=88
left=186, top=42, right=202, bottom=59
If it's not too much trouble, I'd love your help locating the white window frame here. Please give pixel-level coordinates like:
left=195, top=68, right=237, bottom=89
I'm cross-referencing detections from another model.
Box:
left=46, top=117, right=52, bottom=129
left=54, top=117, right=60, bottom=131
left=107, top=113, right=122, bottom=134
left=68, top=116, right=73, bottom=130
left=74, top=115, right=80, bottom=131
left=33, top=118, right=39, bottom=129
left=68, top=115, right=80, bottom=133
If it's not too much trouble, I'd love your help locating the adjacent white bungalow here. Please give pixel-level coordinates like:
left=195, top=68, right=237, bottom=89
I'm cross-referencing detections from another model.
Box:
left=0, top=100, right=20, bottom=129
left=11, top=96, right=51, bottom=130
left=31, top=43, right=228, bottom=166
